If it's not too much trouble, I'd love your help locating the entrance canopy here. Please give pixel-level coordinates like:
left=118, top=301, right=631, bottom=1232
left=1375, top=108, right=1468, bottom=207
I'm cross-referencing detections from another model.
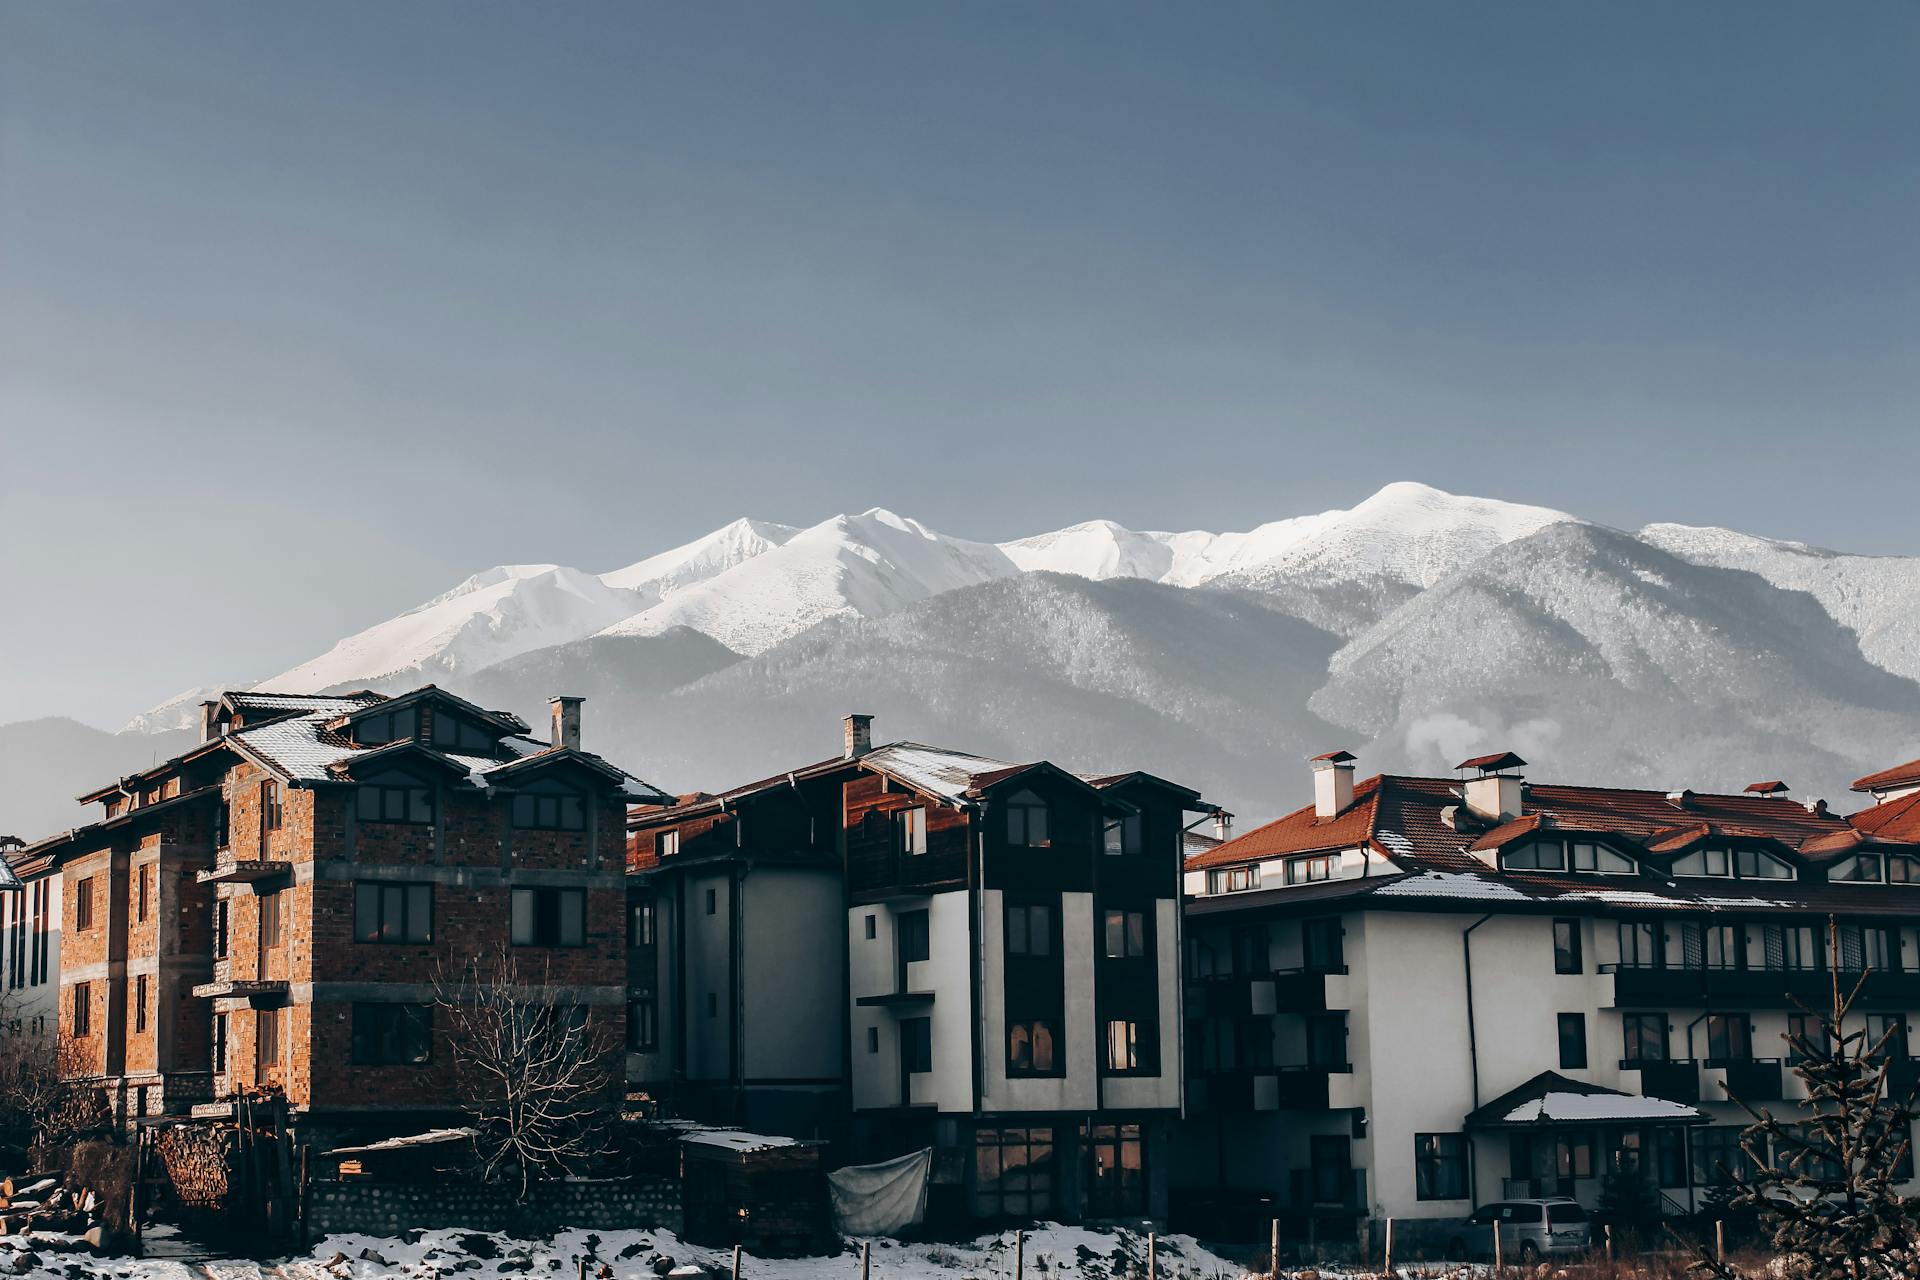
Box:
left=1466, top=1071, right=1707, bottom=1129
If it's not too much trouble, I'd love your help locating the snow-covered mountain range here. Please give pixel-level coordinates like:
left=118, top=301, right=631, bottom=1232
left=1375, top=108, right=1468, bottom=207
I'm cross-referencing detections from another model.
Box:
left=8, top=481, right=1918, bottom=840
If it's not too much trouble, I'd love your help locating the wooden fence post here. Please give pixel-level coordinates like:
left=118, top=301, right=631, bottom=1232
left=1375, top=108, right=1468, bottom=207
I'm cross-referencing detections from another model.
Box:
left=1015, top=1230, right=1024, bottom=1280
left=1382, top=1218, right=1393, bottom=1278
left=1492, top=1221, right=1503, bottom=1274
left=1271, top=1216, right=1281, bottom=1276
left=1147, top=1230, right=1157, bottom=1280
left=575, top=1257, right=586, bottom=1280
left=732, top=1244, right=741, bottom=1280
left=1604, top=1223, right=1613, bottom=1262
left=860, top=1240, right=870, bottom=1280
left=1716, top=1218, right=1726, bottom=1262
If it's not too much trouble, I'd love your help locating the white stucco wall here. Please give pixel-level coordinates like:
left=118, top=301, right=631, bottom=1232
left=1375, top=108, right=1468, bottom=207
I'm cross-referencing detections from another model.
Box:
left=980, top=888, right=1098, bottom=1113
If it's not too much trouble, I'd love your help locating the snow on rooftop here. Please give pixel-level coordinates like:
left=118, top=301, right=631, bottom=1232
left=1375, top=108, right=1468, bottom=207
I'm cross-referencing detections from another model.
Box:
left=1375, top=830, right=1415, bottom=856
left=1504, top=1091, right=1700, bottom=1124
left=862, top=742, right=1022, bottom=803
left=324, top=1127, right=476, bottom=1156
left=680, top=1128, right=804, bottom=1154
left=1371, top=870, right=1531, bottom=901
left=1552, top=888, right=1691, bottom=908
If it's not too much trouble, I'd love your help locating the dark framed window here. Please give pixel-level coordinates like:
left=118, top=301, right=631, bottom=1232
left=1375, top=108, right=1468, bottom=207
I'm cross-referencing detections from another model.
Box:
left=972, top=1126, right=1056, bottom=1219
left=1102, top=909, right=1147, bottom=959
left=1619, top=920, right=1662, bottom=968
left=902, top=1016, right=933, bottom=1074
left=212, top=1012, right=228, bottom=1074
left=1553, top=918, right=1582, bottom=974
left=1007, top=1020, right=1059, bottom=1075
left=705, top=887, right=717, bottom=916
left=628, top=998, right=658, bottom=1051
left=898, top=910, right=930, bottom=964
left=1690, top=1125, right=1750, bottom=1187
left=352, top=708, right=414, bottom=746
left=357, top=781, right=434, bottom=825
left=432, top=710, right=495, bottom=753
left=213, top=900, right=229, bottom=959
left=137, top=864, right=151, bottom=923
left=213, top=802, right=230, bottom=849
left=629, top=898, right=656, bottom=948
left=1654, top=1126, right=1688, bottom=1187
left=351, top=1003, right=432, bottom=1065
left=866, top=1026, right=879, bottom=1053
left=1415, top=1133, right=1467, bottom=1200
left=71, top=982, right=90, bottom=1036
left=510, top=887, right=586, bottom=947
left=1706, top=1014, right=1752, bottom=1063
left=1787, top=1012, right=1827, bottom=1065
left=864, top=913, right=876, bottom=940
left=1557, top=1012, right=1587, bottom=1069
left=1005, top=791, right=1051, bottom=848
left=1306, top=1013, right=1348, bottom=1068
left=1103, top=814, right=1143, bottom=857
left=1208, top=865, right=1259, bottom=893
left=256, top=1007, right=281, bottom=1072
left=75, top=878, right=94, bottom=931
left=1287, top=855, right=1333, bottom=884
left=1083, top=1123, right=1146, bottom=1217
left=654, top=830, right=679, bottom=860
left=896, top=807, right=928, bottom=856
left=1623, top=1012, right=1668, bottom=1063
left=512, top=791, right=586, bottom=831
left=260, top=891, right=284, bottom=948
left=134, top=974, right=149, bottom=1033
left=1104, top=1019, right=1152, bottom=1073
left=354, top=882, right=433, bottom=944
left=1304, top=918, right=1344, bottom=972
left=261, top=780, right=283, bottom=832
left=1005, top=904, right=1053, bottom=956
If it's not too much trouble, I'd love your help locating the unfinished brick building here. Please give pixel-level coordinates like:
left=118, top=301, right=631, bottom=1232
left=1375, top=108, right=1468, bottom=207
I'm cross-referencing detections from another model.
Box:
left=28, top=687, right=668, bottom=1140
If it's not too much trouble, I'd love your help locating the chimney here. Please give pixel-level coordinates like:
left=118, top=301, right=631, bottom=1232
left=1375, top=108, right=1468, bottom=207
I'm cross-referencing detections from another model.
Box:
left=1745, top=780, right=1790, bottom=798
left=1459, top=752, right=1526, bottom=822
left=1311, top=751, right=1357, bottom=819
left=200, top=700, right=221, bottom=744
left=549, top=696, right=583, bottom=751
left=1213, top=810, right=1234, bottom=842
left=843, top=713, right=874, bottom=760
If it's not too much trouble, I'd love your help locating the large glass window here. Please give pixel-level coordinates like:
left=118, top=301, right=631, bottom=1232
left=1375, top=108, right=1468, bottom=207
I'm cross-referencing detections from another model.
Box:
left=1104, top=1019, right=1142, bottom=1072
left=1558, top=1012, right=1588, bottom=1069
left=1102, top=910, right=1147, bottom=959
left=1502, top=841, right=1566, bottom=872
left=1571, top=841, right=1636, bottom=874
left=1287, top=855, right=1333, bottom=884
left=1553, top=919, right=1582, bottom=974
left=901, top=1017, right=933, bottom=1074
left=1415, top=1133, right=1467, bottom=1200
left=1007, top=1021, right=1059, bottom=1075
left=898, top=910, right=930, bottom=964
left=1706, top=1014, right=1751, bottom=1063
left=432, top=710, right=496, bottom=753
left=1208, top=865, right=1259, bottom=894
left=1623, top=1012, right=1668, bottom=1063
left=1084, top=1123, right=1145, bottom=1218
left=510, top=887, right=586, bottom=947
left=1103, top=814, right=1143, bottom=857
left=512, top=791, right=586, bottom=831
left=896, top=807, right=928, bottom=856
left=1619, top=920, right=1662, bottom=968
left=1690, top=1125, right=1751, bottom=1187
left=973, top=1127, right=1055, bottom=1219
left=354, top=882, right=433, bottom=944
left=356, top=780, right=434, bottom=825
left=1304, top=918, right=1344, bottom=972
left=351, top=1004, right=432, bottom=1065
left=1671, top=847, right=1731, bottom=878
left=1005, top=904, right=1052, bottom=956
left=1005, top=791, right=1051, bottom=848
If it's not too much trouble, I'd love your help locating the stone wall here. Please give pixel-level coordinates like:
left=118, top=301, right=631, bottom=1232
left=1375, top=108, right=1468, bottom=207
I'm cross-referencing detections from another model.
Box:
left=306, top=1178, right=682, bottom=1239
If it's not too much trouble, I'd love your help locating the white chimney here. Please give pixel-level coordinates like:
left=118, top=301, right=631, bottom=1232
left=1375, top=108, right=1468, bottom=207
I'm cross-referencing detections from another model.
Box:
left=1311, top=751, right=1357, bottom=819
left=1213, top=810, right=1234, bottom=842
left=549, top=696, right=583, bottom=751
left=1460, top=751, right=1526, bottom=822
left=844, top=713, right=874, bottom=760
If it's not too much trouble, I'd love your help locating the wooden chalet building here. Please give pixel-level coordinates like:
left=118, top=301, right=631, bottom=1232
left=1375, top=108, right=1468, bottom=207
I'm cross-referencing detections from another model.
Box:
left=626, top=715, right=1210, bottom=1225
left=1176, top=747, right=1920, bottom=1241
left=26, top=687, right=669, bottom=1141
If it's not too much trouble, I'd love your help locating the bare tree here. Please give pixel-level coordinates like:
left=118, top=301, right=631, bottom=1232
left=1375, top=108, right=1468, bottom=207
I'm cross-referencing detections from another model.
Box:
left=433, top=944, right=620, bottom=1198
left=0, top=1031, right=110, bottom=1152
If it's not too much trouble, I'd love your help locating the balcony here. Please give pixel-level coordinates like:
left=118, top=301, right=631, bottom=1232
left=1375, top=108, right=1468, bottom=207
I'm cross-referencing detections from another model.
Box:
left=1711, top=1057, right=1785, bottom=1102
left=1624, top=1058, right=1701, bottom=1104
left=1604, top=963, right=1920, bottom=1011
left=854, top=991, right=935, bottom=1008
left=1195, top=974, right=1276, bottom=1019
left=197, top=859, right=292, bottom=885
left=191, top=960, right=288, bottom=1005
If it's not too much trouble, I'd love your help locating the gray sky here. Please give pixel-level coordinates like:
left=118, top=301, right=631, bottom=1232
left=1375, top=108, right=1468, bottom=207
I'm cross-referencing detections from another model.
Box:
left=3, top=2, right=1917, bottom=729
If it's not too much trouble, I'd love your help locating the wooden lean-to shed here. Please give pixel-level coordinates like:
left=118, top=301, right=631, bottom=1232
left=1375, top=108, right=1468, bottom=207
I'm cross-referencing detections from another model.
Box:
left=678, top=1129, right=829, bottom=1254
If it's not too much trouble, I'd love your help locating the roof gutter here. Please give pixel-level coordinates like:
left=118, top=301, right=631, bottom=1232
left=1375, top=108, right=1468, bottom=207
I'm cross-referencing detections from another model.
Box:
left=1462, top=911, right=1494, bottom=1210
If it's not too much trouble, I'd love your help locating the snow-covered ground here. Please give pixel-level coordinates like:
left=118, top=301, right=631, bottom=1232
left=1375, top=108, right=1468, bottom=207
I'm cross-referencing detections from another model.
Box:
left=0, top=1224, right=1258, bottom=1280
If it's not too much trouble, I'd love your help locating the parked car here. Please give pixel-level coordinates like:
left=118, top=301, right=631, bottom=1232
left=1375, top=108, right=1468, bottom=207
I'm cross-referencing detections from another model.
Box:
left=1446, top=1198, right=1592, bottom=1261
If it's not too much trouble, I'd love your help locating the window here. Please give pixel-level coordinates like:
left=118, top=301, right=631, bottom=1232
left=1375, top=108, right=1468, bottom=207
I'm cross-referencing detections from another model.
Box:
left=75, top=878, right=94, bottom=931
left=629, top=898, right=656, bottom=948
left=864, top=913, right=876, bottom=940
left=902, top=1017, right=933, bottom=1074
left=510, top=887, right=586, bottom=946
left=896, top=807, right=928, bottom=857
left=1553, top=919, right=1582, bottom=974
left=1557, top=1012, right=1587, bottom=1069
left=1305, top=1014, right=1347, bottom=1068
left=1304, top=918, right=1344, bottom=972
left=866, top=1026, right=879, bottom=1053
left=1866, top=1014, right=1908, bottom=1062
left=1083, top=1123, right=1146, bottom=1218
left=704, top=887, right=717, bottom=916
left=654, top=830, right=679, bottom=860
left=972, top=1126, right=1055, bottom=1219
left=1103, top=814, right=1142, bottom=857
left=260, top=891, right=284, bottom=948
left=71, top=982, right=90, bottom=1036
left=357, top=780, right=434, bottom=825
left=511, top=790, right=586, bottom=831
left=1571, top=841, right=1636, bottom=874
left=1707, top=1014, right=1752, bottom=1063
left=1005, top=791, right=1050, bottom=848
left=352, top=709, right=413, bottom=745
left=261, top=780, right=283, bottom=833
left=1691, top=1125, right=1751, bottom=1186
left=212, top=1013, right=228, bottom=1074
left=898, top=910, right=930, bottom=964
left=1502, top=841, right=1566, bottom=872
left=213, top=802, right=230, bottom=850
left=137, top=864, right=151, bottom=923
left=1623, top=1012, right=1668, bottom=1063
left=1008, top=1020, right=1059, bottom=1075
left=1735, top=848, right=1794, bottom=880
left=351, top=1004, right=432, bottom=1065
left=135, top=975, right=149, bottom=1033
left=1414, top=1133, right=1467, bottom=1200
left=431, top=710, right=495, bottom=753
left=213, top=900, right=229, bottom=959
left=627, top=999, right=658, bottom=1051
left=1619, top=920, right=1662, bottom=968
left=706, top=993, right=718, bottom=1017
left=1671, top=846, right=1730, bottom=878
left=1788, top=1012, right=1828, bottom=1064
left=1833, top=854, right=1884, bottom=883
left=1104, top=1019, right=1144, bottom=1072
left=1207, top=865, right=1259, bottom=894
left=1287, top=855, right=1333, bottom=884
left=1655, top=1127, right=1689, bottom=1188
left=1005, top=904, right=1052, bottom=956
left=1103, top=910, right=1147, bottom=959
left=1894, top=855, right=1920, bottom=884
left=256, top=1007, right=282, bottom=1072
left=354, top=882, right=433, bottom=944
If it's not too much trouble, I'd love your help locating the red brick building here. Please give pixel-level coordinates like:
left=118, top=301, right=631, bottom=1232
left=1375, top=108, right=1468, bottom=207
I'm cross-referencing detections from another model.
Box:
left=28, top=687, right=668, bottom=1137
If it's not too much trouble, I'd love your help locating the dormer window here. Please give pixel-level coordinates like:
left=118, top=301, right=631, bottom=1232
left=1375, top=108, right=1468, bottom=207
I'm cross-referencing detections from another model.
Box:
left=1832, top=854, right=1884, bottom=883
left=1671, top=845, right=1796, bottom=880
left=432, top=710, right=497, bottom=754
left=1005, top=791, right=1050, bottom=848
left=1570, top=841, right=1636, bottom=874
left=1103, top=814, right=1143, bottom=857
left=1207, top=865, right=1259, bottom=894
left=1894, top=856, right=1920, bottom=884
left=1501, top=841, right=1566, bottom=872
left=1286, top=854, right=1334, bottom=884
left=353, top=709, right=415, bottom=747
left=512, top=781, right=586, bottom=831
left=355, top=772, right=434, bottom=825
left=1735, top=848, right=1794, bottom=880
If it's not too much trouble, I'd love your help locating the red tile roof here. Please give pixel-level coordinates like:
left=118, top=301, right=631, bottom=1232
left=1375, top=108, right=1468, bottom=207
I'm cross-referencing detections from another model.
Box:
left=1853, top=757, right=1920, bottom=794
left=1458, top=751, right=1527, bottom=772
left=1849, top=790, right=1920, bottom=845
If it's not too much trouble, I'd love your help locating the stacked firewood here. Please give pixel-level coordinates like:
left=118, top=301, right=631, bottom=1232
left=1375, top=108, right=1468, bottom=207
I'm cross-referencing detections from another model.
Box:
left=151, top=1123, right=236, bottom=1211
left=0, top=1172, right=108, bottom=1248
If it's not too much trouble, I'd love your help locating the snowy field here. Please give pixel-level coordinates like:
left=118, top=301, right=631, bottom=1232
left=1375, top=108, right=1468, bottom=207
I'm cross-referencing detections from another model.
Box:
left=0, top=1224, right=1260, bottom=1280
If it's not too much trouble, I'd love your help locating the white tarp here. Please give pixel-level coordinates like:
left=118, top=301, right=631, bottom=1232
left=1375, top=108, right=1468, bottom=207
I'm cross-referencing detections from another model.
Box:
left=828, top=1147, right=932, bottom=1236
